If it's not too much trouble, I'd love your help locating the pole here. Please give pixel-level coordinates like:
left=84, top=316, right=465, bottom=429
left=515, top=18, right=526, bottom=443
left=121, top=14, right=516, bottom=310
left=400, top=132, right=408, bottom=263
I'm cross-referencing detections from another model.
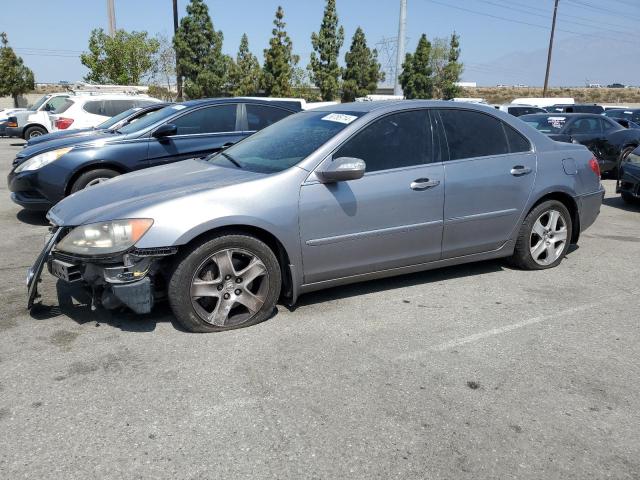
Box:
left=543, top=0, right=559, bottom=97
left=394, top=0, right=407, bottom=96
left=173, top=0, right=183, bottom=101
left=107, top=0, right=116, bottom=37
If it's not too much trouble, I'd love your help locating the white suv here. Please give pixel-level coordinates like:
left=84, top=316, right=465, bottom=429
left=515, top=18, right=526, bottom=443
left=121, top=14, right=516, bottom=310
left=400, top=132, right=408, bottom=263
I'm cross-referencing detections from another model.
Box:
left=7, top=93, right=72, bottom=139
left=50, top=95, right=161, bottom=132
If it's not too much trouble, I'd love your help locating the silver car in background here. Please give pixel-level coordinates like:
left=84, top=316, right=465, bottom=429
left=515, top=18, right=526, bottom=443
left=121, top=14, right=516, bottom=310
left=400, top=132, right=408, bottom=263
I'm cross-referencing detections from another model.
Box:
left=29, top=101, right=605, bottom=332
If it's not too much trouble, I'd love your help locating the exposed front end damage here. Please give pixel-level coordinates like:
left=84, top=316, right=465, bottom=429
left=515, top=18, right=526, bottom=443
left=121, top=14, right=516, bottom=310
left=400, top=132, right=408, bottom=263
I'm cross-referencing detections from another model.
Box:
left=28, top=225, right=177, bottom=314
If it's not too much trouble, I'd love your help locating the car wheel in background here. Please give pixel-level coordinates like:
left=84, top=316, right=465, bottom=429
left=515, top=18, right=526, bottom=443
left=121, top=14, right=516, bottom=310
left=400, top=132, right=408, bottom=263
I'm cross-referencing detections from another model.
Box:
left=509, top=200, right=573, bottom=270
left=617, top=146, right=637, bottom=179
left=70, top=168, right=120, bottom=193
left=621, top=192, right=640, bottom=205
left=168, top=234, right=282, bottom=333
left=24, top=126, right=47, bottom=140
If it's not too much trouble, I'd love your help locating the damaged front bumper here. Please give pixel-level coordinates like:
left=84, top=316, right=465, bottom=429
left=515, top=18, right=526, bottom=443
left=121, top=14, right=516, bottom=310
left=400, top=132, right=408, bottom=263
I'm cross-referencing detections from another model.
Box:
left=27, top=226, right=177, bottom=314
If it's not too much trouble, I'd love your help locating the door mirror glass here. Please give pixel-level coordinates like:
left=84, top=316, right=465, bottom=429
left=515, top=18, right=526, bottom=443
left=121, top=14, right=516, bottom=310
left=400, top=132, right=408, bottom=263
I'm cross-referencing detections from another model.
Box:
left=316, top=157, right=366, bottom=183
left=153, top=123, right=177, bottom=138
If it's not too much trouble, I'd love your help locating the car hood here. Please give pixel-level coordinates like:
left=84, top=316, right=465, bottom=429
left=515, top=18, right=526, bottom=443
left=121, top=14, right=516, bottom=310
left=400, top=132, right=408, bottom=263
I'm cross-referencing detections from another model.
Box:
left=17, top=131, right=122, bottom=159
left=26, top=128, right=98, bottom=146
left=48, top=158, right=267, bottom=226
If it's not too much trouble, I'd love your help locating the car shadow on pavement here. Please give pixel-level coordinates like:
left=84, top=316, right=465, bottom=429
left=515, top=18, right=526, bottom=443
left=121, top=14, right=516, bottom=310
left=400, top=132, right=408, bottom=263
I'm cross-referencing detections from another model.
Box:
left=30, top=280, right=186, bottom=332
left=603, top=196, right=640, bottom=212
left=16, top=209, right=49, bottom=226
left=293, top=259, right=505, bottom=308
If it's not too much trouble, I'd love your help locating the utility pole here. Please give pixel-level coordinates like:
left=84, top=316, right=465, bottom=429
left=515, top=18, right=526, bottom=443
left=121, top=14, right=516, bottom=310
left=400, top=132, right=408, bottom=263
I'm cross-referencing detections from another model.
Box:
left=394, top=0, right=407, bottom=96
left=543, top=0, right=559, bottom=97
left=106, top=0, right=116, bottom=37
left=173, top=0, right=183, bottom=101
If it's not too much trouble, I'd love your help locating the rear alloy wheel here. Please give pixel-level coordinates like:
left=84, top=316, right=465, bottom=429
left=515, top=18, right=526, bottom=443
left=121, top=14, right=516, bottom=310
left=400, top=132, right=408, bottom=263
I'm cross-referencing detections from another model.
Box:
left=24, top=126, right=47, bottom=139
left=168, top=234, right=281, bottom=332
left=510, top=200, right=572, bottom=270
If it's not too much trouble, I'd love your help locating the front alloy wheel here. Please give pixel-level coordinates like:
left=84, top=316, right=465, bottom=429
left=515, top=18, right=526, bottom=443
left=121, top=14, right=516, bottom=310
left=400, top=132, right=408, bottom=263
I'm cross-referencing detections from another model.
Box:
left=168, top=234, right=281, bottom=332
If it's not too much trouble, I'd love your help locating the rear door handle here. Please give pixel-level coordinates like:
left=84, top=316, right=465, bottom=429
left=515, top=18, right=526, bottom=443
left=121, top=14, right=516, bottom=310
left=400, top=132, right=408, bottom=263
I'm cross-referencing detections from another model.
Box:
left=510, top=165, right=532, bottom=176
left=410, top=178, right=440, bottom=190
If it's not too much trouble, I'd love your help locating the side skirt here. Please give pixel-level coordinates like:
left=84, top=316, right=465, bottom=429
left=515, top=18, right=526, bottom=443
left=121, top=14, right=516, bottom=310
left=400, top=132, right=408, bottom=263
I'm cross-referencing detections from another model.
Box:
left=296, top=240, right=515, bottom=298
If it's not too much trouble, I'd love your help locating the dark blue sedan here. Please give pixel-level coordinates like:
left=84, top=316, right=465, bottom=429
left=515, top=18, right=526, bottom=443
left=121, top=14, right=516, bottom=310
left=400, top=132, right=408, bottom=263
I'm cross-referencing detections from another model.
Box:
left=8, top=98, right=301, bottom=210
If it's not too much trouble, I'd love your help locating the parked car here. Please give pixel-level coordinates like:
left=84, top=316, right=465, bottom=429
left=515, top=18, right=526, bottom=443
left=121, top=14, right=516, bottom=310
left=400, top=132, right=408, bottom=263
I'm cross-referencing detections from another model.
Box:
left=8, top=98, right=301, bottom=210
left=25, top=103, right=170, bottom=147
left=28, top=101, right=604, bottom=332
left=611, top=118, right=640, bottom=130
left=0, top=108, right=27, bottom=136
left=48, top=95, right=161, bottom=132
left=617, top=145, right=640, bottom=205
left=545, top=104, right=604, bottom=114
left=6, top=93, right=74, bottom=139
left=520, top=113, right=640, bottom=175
left=603, top=108, right=640, bottom=125
left=496, top=104, right=547, bottom=117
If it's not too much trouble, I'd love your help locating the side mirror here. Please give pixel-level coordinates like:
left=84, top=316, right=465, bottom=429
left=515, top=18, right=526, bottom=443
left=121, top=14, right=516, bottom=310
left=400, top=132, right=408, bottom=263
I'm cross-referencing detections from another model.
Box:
left=153, top=123, right=177, bottom=138
left=316, top=157, right=366, bottom=183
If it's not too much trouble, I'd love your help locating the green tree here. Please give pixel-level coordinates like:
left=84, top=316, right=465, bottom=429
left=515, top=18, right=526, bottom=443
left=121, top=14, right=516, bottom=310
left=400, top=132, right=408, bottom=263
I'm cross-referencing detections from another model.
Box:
left=229, top=34, right=262, bottom=96
left=309, top=0, right=344, bottom=101
left=399, top=34, right=434, bottom=99
left=341, top=27, right=384, bottom=102
left=80, top=28, right=159, bottom=85
left=440, top=32, right=463, bottom=100
left=0, top=32, right=34, bottom=107
left=262, top=6, right=299, bottom=97
left=173, top=0, right=230, bottom=98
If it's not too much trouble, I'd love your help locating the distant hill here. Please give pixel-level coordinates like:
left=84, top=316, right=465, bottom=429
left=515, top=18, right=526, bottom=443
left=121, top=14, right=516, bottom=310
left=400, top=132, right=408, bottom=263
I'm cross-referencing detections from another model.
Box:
left=461, top=86, right=640, bottom=105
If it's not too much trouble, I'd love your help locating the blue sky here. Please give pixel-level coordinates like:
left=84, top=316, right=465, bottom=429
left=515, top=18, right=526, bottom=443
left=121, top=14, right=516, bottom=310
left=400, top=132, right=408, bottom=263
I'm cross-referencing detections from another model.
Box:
left=2, top=0, right=639, bottom=86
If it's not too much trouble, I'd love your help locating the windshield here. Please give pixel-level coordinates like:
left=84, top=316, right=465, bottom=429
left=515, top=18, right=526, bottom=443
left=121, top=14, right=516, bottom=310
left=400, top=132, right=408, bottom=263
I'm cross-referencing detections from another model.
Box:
left=522, top=115, right=566, bottom=134
left=117, top=104, right=182, bottom=134
left=209, top=111, right=363, bottom=173
left=96, top=107, right=142, bottom=129
left=28, top=95, right=50, bottom=111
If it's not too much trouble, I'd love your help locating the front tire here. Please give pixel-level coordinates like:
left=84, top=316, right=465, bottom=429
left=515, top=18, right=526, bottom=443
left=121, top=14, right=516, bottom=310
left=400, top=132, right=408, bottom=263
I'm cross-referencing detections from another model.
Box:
left=70, top=168, right=120, bottom=193
left=509, top=200, right=573, bottom=270
left=168, top=234, right=281, bottom=332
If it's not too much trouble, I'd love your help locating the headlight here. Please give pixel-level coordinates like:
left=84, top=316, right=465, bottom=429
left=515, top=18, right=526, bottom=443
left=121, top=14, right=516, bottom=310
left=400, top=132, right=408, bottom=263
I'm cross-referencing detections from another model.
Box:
left=14, top=147, right=72, bottom=173
left=56, top=219, right=154, bottom=255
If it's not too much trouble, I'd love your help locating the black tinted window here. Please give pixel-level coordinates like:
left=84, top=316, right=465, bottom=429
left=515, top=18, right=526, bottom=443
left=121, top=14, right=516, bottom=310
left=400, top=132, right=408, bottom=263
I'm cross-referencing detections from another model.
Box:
left=600, top=118, right=619, bottom=132
left=246, top=104, right=291, bottom=130
left=104, top=100, right=137, bottom=117
left=335, top=110, right=431, bottom=172
left=439, top=109, right=509, bottom=160
left=508, top=106, right=542, bottom=117
left=83, top=100, right=105, bottom=116
left=504, top=124, right=531, bottom=152
left=567, top=118, right=601, bottom=134
left=173, top=104, right=237, bottom=135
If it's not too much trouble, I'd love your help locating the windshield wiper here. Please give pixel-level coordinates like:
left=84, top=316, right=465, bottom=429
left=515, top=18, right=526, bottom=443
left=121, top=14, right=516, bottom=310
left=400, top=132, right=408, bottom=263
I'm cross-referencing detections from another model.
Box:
left=220, top=151, right=242, bottom=169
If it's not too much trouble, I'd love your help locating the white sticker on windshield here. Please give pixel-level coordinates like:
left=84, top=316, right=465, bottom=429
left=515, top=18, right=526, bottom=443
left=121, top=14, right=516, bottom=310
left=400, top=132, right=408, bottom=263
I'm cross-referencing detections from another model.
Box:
left=321, top=113, right=358, bottom=124
left=172, top=105, right=187, bottom=110
left=548, top=116, right=566, bottom=128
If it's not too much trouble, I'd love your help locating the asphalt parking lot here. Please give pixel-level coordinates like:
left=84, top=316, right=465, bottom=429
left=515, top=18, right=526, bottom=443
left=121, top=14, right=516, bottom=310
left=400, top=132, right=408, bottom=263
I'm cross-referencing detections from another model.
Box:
left=0, top=137, right=639, bottom=479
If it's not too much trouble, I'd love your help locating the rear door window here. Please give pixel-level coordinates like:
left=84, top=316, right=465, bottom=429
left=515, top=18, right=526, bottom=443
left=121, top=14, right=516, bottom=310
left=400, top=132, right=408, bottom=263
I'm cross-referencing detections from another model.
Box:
left=438, top=109, right=510, bottom=160
left=104, top=100, right=137, bottom=117
left=246, top=104, right=292, bottom=130
left=566, top=118, right=601, bottom=135
left=172, top=104, right=238, bottom=135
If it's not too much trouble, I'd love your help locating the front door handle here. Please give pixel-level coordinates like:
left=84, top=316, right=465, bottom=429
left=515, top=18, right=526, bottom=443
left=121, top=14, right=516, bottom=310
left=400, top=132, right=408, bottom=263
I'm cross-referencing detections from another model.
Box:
left=410, top=178, right=440, bottom=190
left=510, top=165, right=532, bottom=176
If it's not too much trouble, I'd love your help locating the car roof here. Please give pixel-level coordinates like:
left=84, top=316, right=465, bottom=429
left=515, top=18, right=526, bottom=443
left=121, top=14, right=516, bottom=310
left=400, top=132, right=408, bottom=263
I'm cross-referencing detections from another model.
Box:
left=181, top=97, right=303, bottom=110
left=523, top=113, right=604, bottom=118
left=312, top=99, right=508, bottom=114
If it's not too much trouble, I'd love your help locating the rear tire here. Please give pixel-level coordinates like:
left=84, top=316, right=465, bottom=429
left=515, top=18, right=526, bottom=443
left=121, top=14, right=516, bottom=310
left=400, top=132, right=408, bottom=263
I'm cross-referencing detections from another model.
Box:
left=168, top=234, right=281, bottom=333
left=509, top=200, right=573, bottom=270
left=616, top=146, right=636, bottom=179
left=621, top=192, right=639, bottom=205
left=70, top=168, right=120, bottom=193
left=24, top=126, right=47, bottom=140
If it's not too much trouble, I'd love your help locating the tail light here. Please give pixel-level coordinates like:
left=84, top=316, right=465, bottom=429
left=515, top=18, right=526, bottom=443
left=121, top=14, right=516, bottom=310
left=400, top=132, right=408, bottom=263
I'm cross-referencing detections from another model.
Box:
left=7, top=118, right=17, bottom=128
left=55, top=117, right=74, bottom=130
left=588, top=157, right=600, bottom=177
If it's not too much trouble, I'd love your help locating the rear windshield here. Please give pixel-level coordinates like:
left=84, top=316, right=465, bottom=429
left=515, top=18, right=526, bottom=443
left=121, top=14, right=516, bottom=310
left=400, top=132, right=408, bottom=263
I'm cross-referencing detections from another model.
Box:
left=209, top=111, right=363, bottom=173
left=522, top=115, right=566, bottom=134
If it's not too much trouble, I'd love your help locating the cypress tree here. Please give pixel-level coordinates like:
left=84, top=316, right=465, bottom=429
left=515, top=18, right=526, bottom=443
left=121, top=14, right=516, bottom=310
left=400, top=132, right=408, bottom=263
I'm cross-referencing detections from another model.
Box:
left=173, top=0, right=230, bottom=98
left=399, top=34, right=434, bottom=99
left=440, top=32, right=463, bottom=100
left=229, top=34, right=261, bottom=96
left=309, top=0, right=344, bottom=101
left=341, top=27, right=384, bottom=102
left=262, top=6, right=299, bottom=97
